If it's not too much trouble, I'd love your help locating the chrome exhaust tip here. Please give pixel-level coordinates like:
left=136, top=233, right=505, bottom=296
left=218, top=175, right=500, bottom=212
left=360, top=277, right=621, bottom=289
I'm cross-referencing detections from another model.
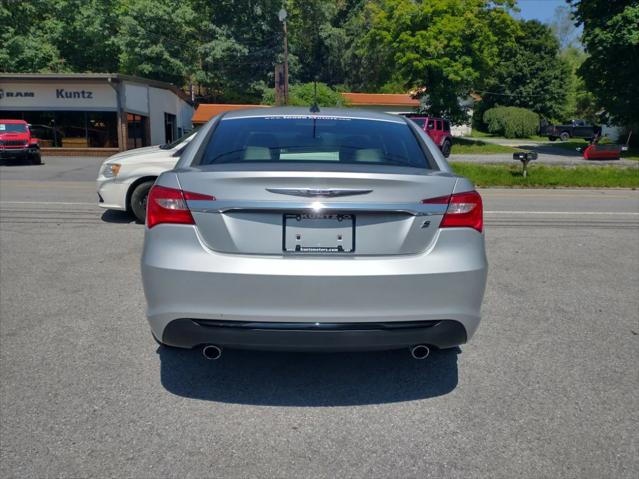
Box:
left=409, top=345, right=430, bottom=360
left=202, top=345, right=222, bottom=360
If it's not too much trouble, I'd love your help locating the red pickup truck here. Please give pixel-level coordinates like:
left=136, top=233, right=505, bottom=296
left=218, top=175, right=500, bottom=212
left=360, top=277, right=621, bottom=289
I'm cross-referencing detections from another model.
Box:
left=401, top=114, right=453, bottom=157
left=0, top=119, right=42, bottom=164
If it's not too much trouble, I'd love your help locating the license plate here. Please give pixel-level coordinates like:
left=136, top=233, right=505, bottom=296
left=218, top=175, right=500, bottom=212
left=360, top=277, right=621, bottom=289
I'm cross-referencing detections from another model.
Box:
left=283, top=213, right=355, bottom=253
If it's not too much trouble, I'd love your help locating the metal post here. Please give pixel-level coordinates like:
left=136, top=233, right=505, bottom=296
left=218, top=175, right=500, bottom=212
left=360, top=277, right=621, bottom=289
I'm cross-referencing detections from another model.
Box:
left=283, top=20, right=289, bottom=105
left=107, top=76, right=126, bottom=151
left=275, top=64, right=285, bottom=105
left=279, top=8, right=289, bottom=105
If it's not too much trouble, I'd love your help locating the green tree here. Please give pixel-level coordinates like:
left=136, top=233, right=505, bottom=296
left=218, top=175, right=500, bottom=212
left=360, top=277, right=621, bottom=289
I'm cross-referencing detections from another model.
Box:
left=262, top=81, right=344, bottom=106
left=285, top=0, right=363, bottom=85
left=0, top=0, right=120, bottom=73
left=0, top=0, right=65, bottom=72
left=568, top=0, right=639, bottom=125
left=189, top=0, right=284, bottom=102
left=117, top=0, right=198, bottom=85
left=51, top=0, right=121, bottom=72
left=479, top=20, right=571, bottom=122
left=342, top=0, right=519, bottom=123
left=560, top=47, right=599, bottom=122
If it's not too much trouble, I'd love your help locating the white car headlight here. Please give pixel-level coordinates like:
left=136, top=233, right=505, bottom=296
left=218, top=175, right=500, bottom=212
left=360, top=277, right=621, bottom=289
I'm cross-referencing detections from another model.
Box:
left=102, top=163, right=121, bottom=178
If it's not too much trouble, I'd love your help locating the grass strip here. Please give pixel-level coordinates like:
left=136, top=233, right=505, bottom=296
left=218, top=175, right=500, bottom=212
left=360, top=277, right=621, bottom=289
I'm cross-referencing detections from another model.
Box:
left=452, top=138, right=520, bottom=155
left=450, top=162, right=639, bottom=188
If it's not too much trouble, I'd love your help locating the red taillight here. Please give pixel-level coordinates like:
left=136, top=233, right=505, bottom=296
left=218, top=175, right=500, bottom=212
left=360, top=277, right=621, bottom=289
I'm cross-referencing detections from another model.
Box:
left=422, top=190, right=483, bottom=232
left=146, top=185, right=215, bottom=229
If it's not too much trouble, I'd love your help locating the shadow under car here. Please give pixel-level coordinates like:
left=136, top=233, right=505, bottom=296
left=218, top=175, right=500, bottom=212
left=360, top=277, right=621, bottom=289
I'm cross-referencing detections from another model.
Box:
left=158, top=346, right=460, bottom=407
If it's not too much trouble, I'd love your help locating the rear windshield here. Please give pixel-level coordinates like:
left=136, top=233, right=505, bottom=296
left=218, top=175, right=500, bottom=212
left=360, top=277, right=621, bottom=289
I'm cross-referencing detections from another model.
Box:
left=0, top=123, right=27, bottom=133
left=197, top=116, right=431, bottom=169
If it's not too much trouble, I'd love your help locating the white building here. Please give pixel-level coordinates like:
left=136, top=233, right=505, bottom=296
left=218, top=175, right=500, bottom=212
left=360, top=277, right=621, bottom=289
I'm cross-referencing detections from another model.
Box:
left=0, top=73, right=194, bottom=153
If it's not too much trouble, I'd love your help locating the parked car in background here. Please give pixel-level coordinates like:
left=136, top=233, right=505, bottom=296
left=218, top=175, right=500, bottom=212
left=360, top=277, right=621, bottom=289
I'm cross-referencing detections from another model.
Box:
left=141, top=108, right=487, bottom=360
left=546, top=119, right=600, bottom=142
left=0, top=119, right=42, bottom=164
left=96, top=129, right=198, bottom=222
left=401, top=114, right=453, bottom=157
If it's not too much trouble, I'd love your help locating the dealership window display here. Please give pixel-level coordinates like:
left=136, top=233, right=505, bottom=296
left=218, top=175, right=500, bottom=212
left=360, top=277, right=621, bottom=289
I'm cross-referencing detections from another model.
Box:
left=0, top=110, right=118, bottom=148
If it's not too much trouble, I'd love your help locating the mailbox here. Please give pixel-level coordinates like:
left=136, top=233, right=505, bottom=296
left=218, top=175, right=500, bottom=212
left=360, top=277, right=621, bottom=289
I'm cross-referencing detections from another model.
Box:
left=512, top=151, right=538, bottom=177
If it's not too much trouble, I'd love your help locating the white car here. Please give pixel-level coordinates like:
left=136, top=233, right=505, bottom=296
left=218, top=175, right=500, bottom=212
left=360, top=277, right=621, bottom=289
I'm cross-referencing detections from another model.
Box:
left=97, top=130, right=197, bottom=222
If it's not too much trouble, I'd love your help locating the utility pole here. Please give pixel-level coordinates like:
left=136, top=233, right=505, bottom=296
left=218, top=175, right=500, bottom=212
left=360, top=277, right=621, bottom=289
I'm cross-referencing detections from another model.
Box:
left=278, top=8, right=289, bottom=105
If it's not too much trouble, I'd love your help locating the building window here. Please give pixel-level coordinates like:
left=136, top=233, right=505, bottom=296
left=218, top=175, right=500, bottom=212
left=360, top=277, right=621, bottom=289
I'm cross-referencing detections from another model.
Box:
left=0, top=110, right=118, bottom=148
left=87, top=112, right=118, bottom=148
left=56, top=111, right=88, bottom=148
left=127, top=113, right=148, bottom=149
left=164, top=113, right=177, bottom=144
left=29, top=112, right=61, bottom=147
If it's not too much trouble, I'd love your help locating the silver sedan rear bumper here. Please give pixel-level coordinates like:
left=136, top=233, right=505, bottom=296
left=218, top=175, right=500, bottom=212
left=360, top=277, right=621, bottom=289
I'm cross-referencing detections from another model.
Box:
left=141, top=225, right=487, bottom=351
left=160, top=319, right=467, bottom=351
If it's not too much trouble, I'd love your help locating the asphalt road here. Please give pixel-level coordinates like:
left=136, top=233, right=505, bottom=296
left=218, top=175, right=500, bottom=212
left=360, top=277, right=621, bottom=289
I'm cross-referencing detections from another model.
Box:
left=1, top=157, right=638, bottom=478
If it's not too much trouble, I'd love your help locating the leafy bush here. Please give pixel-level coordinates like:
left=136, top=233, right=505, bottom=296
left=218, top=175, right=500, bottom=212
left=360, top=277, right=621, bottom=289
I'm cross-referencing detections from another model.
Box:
left=483, top=106, right=540, bottom=138
left=262, top=82, right=344, bottom=107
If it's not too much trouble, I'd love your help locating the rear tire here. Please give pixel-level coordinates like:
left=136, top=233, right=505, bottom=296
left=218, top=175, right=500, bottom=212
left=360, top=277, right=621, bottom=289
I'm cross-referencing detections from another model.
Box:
left=441, top=140, right=452, bottom=158
left=559, top=131, right=570, bottom=142
left=130, top=180, right=155, bottom=224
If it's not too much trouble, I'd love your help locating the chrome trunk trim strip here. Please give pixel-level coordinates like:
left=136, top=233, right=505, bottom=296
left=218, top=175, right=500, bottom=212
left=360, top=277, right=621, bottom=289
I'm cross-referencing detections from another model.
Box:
left=187, top=200, right=447, bottom=216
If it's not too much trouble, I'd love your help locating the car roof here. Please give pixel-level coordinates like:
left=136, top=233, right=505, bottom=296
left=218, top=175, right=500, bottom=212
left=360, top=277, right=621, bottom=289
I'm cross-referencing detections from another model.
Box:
left=0, top=119, right=28, bottom=124
left=220, top=107, right=408, bottom=124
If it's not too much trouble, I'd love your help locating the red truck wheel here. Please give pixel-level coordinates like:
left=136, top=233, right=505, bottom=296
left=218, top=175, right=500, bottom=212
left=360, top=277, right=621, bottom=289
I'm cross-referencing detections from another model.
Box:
left=441, top=140, right=452, bottom=158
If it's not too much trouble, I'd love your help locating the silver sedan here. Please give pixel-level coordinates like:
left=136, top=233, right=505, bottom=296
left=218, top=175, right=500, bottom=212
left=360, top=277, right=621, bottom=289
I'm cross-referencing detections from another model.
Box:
left=141, top=108, right=487, bottom=359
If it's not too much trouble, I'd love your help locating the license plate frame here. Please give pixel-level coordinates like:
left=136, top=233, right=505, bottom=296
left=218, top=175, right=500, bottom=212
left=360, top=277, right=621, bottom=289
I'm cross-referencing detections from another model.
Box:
left=283, top=213, right=355, bottom=253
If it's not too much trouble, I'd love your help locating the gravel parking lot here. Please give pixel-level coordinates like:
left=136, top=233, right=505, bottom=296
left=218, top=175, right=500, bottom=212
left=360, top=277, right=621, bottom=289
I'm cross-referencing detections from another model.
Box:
left=1, top=158, right=638, bottom=478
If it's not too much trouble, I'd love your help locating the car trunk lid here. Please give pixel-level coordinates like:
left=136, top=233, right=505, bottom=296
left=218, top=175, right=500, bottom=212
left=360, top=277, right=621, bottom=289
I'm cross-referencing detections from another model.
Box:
left=177, top=165, right=457, bottom=256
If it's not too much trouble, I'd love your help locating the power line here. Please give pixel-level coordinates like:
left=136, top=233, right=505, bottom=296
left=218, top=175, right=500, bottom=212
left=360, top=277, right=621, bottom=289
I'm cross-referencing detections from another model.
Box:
left=474, top=89, right=558, bottom=98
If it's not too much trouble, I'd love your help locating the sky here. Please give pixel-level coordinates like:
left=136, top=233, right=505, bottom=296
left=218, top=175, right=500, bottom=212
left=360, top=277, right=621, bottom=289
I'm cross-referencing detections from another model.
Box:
left=514, top=0, right=567, bottom=24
